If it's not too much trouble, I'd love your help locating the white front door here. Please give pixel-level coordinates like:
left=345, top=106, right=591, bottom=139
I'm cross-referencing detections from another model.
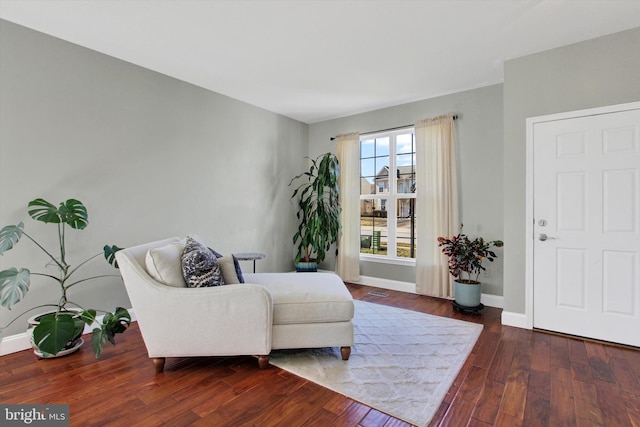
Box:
left=532, top=105, right=640, bottom=347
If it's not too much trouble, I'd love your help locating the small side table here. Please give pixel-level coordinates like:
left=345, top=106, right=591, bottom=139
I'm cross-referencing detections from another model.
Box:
left=234, top=252, right=266, bottom=273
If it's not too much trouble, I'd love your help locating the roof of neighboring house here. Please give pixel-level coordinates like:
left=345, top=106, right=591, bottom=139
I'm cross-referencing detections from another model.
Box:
left=374, top=165, right=415, bottom=179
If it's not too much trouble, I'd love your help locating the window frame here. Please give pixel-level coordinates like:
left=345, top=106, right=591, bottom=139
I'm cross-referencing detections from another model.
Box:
left=359, top=127, right=416, bottom=266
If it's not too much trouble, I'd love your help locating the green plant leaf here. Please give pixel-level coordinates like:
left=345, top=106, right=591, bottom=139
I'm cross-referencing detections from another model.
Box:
left=103, top=307, right=131, bottom=337
left=58, top=199, right=88, bottom=230
left=27, top=198, right=88, bottom=230
left=72, top=316, right=85, bottom=337
left=90, top=307, right=131, bottom=358
left=80, top=309, right=97, bottom=325
left=103, top=245, right=123, bottom=268
left=0, top=267, right=30, bottom=309
left=27, top=198, right=61, bottom=224
left=289, top=153, right=341, bottom=264
left=33, top=313, right=77, bottom=356
left=0, top=222, right=25, bottom=255
left=91, top=327, right=108, bottom=358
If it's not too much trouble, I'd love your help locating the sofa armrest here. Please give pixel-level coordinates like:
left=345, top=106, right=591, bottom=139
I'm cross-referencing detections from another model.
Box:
left=117, top=249, right=273, bottom=358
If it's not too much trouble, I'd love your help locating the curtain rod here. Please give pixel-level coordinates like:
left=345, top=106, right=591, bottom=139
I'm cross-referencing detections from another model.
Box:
left=330, top=115, right=458, bottom=140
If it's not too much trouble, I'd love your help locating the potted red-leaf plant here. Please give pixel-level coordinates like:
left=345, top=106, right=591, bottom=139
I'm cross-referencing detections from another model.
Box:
left=437, top=226, right=503, bottom=309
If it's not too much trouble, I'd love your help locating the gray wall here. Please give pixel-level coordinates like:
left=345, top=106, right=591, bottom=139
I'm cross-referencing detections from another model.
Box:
left=503, top=26, right=640, bottom=314
left=4, top=19, right=636, bottom=339
left=309, top=84, right=504, bottom=295
left=0, top=20, right=308, bottom=336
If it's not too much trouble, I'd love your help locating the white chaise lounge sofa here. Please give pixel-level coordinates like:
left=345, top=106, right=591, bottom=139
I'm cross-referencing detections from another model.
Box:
left=116, top=237, right=354, bottom=372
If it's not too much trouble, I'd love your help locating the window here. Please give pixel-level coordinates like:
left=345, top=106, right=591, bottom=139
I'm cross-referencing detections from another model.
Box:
left=360, top=128, right=416, bottom=262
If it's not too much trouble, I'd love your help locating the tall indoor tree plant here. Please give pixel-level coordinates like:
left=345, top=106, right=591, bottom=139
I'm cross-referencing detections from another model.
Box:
left=289, top=153, right=341, bottom=272
left=437, top=226, right=504, bottom=309
left=0, top=198, right=130, bottom=358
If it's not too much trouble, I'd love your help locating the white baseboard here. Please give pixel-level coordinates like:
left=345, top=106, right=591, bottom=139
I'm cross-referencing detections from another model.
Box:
left=480, top=293, right=504, bottom=309
left=353, top=275, right=503, bottom=309
left=0, top=332, right=32, bottom=356
left=0, top=309, right=136, bottom=357
left=353, top=275, right=417, bottom=294
left=501, top=310, right=530, bottom=329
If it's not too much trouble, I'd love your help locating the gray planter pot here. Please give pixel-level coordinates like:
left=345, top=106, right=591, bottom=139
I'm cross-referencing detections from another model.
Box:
left=454, top=280, right=482, bottom=307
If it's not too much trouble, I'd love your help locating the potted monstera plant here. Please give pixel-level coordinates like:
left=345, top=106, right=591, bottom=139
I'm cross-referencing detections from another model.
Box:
left=437, top=226, right=504, bottom=309
left=289, top=153, right=341, bottom=272
left=0, top=198, right=130, bottom=358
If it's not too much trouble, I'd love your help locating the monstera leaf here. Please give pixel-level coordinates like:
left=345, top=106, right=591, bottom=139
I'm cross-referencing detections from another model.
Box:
left=32, top=312, right=84, bottom=356
left=91, top=307, right=131, bottom=358
left=80, top=309, right=97, bottom=325
left=0, top=267, right=30, bottom=309
left=28, top=198, right=88, bottom=230
left=103, top=307, right=131, bottom=337
left=27, top=198, right=61, bottom=224
left=0, top=197, right=130, bottom=358
left=103, top=245, right=123, bottom=269
left=0, top=222, right=24, bottom=255
left=58, top=199, right=88, bottom=230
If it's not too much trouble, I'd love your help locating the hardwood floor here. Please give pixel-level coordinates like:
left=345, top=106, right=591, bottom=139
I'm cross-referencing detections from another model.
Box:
left=2, top=283, right=639, bottom=426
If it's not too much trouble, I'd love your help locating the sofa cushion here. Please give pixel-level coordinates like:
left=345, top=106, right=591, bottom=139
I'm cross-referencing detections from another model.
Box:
left=218, top=256, right=241, bottom=284
left=181, top=237, right=225, bottom=287
left=244, top=272, right=354, bottom=325
left=145, top=242, right=186, bottom=287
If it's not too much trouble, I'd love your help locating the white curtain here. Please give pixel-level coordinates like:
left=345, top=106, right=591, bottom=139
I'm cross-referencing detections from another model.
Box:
left=335, top=132, right=361, bottom=282
left=415, top=114, right=459, bottom=297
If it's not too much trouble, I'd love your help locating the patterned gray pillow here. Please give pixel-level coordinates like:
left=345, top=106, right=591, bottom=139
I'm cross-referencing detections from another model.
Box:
left=181, top=237, right=225, bottom=287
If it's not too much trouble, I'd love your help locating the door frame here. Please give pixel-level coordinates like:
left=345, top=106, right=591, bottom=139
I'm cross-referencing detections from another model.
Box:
left=524, top=101, right=640, bottom=330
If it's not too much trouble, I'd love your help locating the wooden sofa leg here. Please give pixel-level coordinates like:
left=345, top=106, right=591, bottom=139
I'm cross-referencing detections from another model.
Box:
left=340, top=346, right=351, bottom=360
left=258, top=355, right=270, bottom=369
left=153, top=357, right=166, bottom=373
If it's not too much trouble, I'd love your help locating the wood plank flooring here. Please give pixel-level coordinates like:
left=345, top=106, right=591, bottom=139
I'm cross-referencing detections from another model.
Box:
left=2, top=283, right=639, bottom=426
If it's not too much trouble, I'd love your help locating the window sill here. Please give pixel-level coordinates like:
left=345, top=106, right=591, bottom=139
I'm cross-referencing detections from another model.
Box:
left=359, top=254, right=416, bottom=267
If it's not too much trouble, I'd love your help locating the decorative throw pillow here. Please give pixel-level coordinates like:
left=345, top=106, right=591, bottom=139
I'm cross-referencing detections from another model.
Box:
left=218, top=256, right=241, bottom=284
left=209, top=247, right=224, bottom=258
left=181, top=237, right=225, bottom=287
left=145, top=242, right=187, bottom=287
left=232, top=255, right=245, bottom=283
left=206, top=246, right=245, bottom=283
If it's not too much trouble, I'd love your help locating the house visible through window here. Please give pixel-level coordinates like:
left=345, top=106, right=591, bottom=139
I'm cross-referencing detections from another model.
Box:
left=360, top=127, right=416, bottom=261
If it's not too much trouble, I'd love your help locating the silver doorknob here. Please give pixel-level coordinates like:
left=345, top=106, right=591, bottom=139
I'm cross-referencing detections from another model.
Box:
left=539, top=233, right=556, bottom=241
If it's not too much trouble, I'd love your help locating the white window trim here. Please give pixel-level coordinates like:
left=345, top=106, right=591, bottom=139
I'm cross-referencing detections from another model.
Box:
left=359, top=127, right=416, bottom=264
left=360, top=254, right=417, bottom=267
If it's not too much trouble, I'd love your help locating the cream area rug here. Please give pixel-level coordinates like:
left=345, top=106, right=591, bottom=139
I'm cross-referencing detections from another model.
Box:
left=269, top=300, right=483, bottom=427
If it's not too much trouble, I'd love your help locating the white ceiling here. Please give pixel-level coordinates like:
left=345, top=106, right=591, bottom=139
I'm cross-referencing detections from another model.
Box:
left=1, top=0, right=640, bottom=124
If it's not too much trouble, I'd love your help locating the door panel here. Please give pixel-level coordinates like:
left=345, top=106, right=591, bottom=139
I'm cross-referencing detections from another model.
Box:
left=556, top=248, right=586, bottom=309
left=603, top=169, right=636, bottom=232
left=557, top=172, right=586, bottom=231
left=602, top=250, right=636, bottom=315
left=533, top=108, right=640, bottom=347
